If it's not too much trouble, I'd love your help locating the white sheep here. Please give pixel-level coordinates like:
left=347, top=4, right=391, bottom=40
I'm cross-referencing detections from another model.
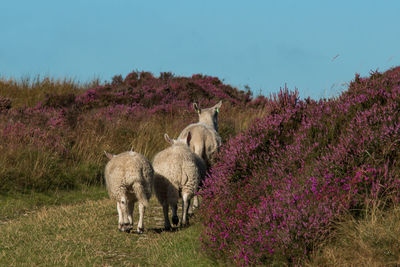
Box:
left=178, top=100, right=222, bottom=168
left=178, top=101, right=222, bottom=210
left=152, top=132, right=206, bottom=230
left=104, top=150, right=154, bottom=233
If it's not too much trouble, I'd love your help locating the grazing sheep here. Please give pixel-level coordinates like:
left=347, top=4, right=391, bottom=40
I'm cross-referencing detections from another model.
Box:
left=178, top=101, right=222, bottom=210
left=104, top=150, right=154, bottom=233
left=153, top=132, right=206, bottom=230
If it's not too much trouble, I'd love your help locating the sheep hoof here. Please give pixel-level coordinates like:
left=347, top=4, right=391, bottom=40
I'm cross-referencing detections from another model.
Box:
left=136, top=228, right=144, bottom=234
left=119, top=223, right=133, bottom=233
left=172, top=215, right=179, bottom=225
left=188, top=208, right=195, bottom=216
left=121, top=228, right=131, bottom=233
left=180, top=221, right=190, bottom=228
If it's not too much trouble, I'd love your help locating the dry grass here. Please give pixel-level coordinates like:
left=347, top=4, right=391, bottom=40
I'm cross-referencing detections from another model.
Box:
left=308, top=201, right=400, bottom=267
left=63, top=102, right=265, bottom=177
left=0, top=76, right=99, bottom=108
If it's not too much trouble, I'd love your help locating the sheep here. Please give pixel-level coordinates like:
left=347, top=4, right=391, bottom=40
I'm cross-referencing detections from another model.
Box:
left=178, top=100, right=222, bottom=169
left=104, top=150, right=154, bottom=233
left=152, top=132, right=206, bottom=230
left=178, top=101, right=222, bottom=210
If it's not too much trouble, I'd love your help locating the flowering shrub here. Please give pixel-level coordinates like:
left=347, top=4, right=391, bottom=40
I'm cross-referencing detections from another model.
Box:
left=72, top=71, right=254, bottom=112
left=199, top=67, right=400, bottom=265
left=0, top=71, right=262, bottom=192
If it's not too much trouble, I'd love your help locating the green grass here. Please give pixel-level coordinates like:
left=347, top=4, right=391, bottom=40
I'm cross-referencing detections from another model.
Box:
left=135, top=222, right=221, bottom=266
left=0, top=186, right=106, bottom=221
left=0, top=192, right=221, bottom=266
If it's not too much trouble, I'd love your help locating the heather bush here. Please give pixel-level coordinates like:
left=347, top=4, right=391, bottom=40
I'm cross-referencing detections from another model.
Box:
left=199, top=67, right=400, bottom=265
left=72, top=71, right=254, bottom=112
left=0, top=71, right=263, bottom=193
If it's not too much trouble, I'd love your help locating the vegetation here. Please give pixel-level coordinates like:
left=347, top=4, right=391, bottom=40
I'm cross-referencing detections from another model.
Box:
left=0, top=71, right=262, bottom=266
left=0, top=71, right=263, bottom=193
left=0, top=197, right=219, bottom=266
left=199, top=67, right=400, bottom=265
left=308, top=201, right=400, bottom=266
left=1, top=67, right=400, bottom=266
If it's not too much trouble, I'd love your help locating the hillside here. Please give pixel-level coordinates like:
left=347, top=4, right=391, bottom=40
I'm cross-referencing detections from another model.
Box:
left=1, top=67, right=400, bottom=266
left=0, top=71, right=263, bottom=194
left=199, top=67, right=400, bottom=265
left=0, top=70, right=265, bottom=266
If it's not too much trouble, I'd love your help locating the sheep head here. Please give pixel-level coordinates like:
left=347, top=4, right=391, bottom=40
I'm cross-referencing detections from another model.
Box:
left=193, top=101, right=222, bottom=131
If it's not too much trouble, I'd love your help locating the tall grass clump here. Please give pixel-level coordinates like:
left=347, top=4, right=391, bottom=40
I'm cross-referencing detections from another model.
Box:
left=0, top=76, right=99, bottom=108
left=0, top=71, right=265, bottom=193
left=199, top=67, right=400, bottom=265
left=309, top=201, right=400, bottom=266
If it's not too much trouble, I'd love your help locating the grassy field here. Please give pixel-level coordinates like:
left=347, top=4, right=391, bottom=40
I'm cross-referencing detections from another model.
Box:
left=0, top=186, right=106, bottom=221
left=2, top=191, right=400, bottom=266
left=0, top=191, right=221, bottom=266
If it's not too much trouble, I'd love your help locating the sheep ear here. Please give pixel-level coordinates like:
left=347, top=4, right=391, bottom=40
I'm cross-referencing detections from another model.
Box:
left=214, top=100, right=222, bottom=113
left=186, top=131, right=192, bottom=146
left=193, top=103, right=201, bottom=114
left=164, top=133, right=174, bottom=145
left=104, top=151, right=114, bottom=160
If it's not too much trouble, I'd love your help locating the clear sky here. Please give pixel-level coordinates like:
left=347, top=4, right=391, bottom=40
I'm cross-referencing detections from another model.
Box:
left=1, top=0, right=399, bottom=99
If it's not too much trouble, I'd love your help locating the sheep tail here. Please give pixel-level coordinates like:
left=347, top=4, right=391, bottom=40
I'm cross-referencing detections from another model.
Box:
left=133, top=183, right=149, bottom=207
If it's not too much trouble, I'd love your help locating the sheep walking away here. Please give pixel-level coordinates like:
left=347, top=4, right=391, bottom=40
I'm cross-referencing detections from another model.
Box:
left=104, top=150, right=154, bottom=233
left=153, top=132, right=206, bottom=230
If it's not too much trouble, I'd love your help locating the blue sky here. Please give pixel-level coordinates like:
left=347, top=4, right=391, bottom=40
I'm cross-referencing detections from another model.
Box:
left=1, top=0, right=399, bottom=99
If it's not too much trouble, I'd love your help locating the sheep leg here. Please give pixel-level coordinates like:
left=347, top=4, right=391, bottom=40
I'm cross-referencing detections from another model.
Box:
left=171, top=204, right=179, bottom=226
left=117, top=202, right=123, bottom=230
left=189, top=193, right=199, bottom=216
left=181, top=193, right=191, bottom=226
left=162, top=203, right=171, bottom=230
left=193, top=145, right=205, bottom=164
left=188, top=143, right=204, bottom=215
left=117, top=198, right=133, bottom=233
left=128, top=200, right=134, bottom=226
left=193, top=195, right=199, bottom=209
left=137, top=202, right=145, bottom=234
left=188, top=198, right=195, bottom=215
